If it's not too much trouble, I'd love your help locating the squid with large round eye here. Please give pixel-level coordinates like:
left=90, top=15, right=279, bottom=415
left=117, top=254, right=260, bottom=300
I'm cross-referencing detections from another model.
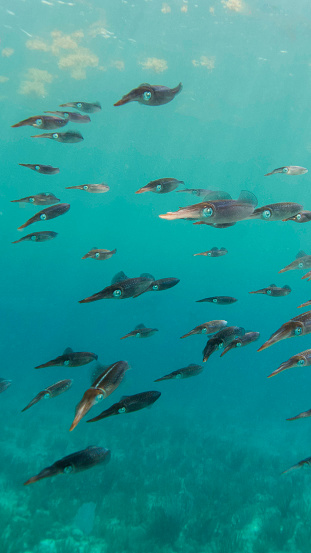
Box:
left=180, top=320, right=227, bottom=339
left=66, top=183, right=109, bottom=194
left=136, top=178, right=184, bottom=194
left=82, top=248, right=116, bottom=260
left=284, top=210, right=311, bottom=223
left=35, top=348, right=98, bottom=369
left=23, top=446, right=111, bottom=486
left=12, top=115, right=67, bottom=130
left=12, top=231, right=58, bottom=244
left=202, top=326, right=245, bottom=362
left=258, top=311, right=311, bottom=352
left=194, top=247, right=228, bottom=257
left=21, top=379, right=72, bottom=412
left=18, top=164, right=60, bottom=175
left=154, top=364, right=203, bottom=382
left=267, top=348, right=311, bottom=379
left=31, top=131, right=84, bottom=143
left=70, top=361, right=129, bottom=430
left=11, top=193, right=60, bottom=206
left=87, top=391, right=161, bottom=423
left=249, top=284, right=291, bottom=297
left=220, top=331, right=260, bottom=357
left=114, top=83, right=182, bottom=106
left=17, top=203, right=70, bottom=230
left=250, top=202, right=303, bottom=221
left=282, top=455, right=311, bottom=475
left=120, top=324, right=158, bottom=340
left=44, top=111, right=91, bottom=123
left=79, top=271, right=155, bottom=303
left=59, top=101, right=101, bottom=113
left=196, top=296, right=237, bottom=305
left=265, top=166, right=308, bottom=176
left=279, top=250, right=311, bottom=273
left=159, top=190, right=257, bottom=223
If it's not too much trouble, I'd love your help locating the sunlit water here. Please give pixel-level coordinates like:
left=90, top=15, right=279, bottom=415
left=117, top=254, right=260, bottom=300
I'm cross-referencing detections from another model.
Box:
left=1, top=1, right=311, bottom=552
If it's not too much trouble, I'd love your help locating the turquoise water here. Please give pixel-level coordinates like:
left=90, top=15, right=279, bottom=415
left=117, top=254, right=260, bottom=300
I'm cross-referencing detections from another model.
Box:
left=2, top=0, right=311, bottom=551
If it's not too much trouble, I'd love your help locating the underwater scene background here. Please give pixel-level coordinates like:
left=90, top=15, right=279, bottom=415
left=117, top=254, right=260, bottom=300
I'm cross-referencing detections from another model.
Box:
left=2, top=0, right=311, bottom=551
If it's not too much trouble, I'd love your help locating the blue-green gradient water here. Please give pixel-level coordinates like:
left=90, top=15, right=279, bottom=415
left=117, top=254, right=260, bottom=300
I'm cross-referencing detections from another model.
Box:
left=2, top=1, right=311, bottom=551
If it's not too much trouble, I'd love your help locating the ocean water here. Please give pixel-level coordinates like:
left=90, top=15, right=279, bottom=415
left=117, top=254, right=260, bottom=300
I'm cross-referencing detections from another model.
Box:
left=1, top=0, right=311, bottom=552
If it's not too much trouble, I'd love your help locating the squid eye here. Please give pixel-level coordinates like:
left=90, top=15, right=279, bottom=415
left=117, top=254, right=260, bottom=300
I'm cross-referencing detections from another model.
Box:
left=40, top=213, right=47, bottom=220
left=267, top=289, right=271, bottom=295
left=262, top=209, right=271, bottom=219
left=208, top=253, right=212, bottom=257
left=63, top=465, right=73, bottom=474
left=136, top=332, right=140, bottom=337
left=202, top=328, right=207, bottom=334
left=64, top=360, right=70, bottom=366
left=118, top=407, right=126, bottom=413
left=44, top=393, right=50, bottom=399
left=95, top=394, right=104, bottom=403
left=35, top=165, right=40, bottom=171
left=298, top=262, right=303, bottom=269
left=29, top=197, right=34, bottom=203
left=218, top=343, right=224, bottom=349
left=176, top=373, right=182, bottom=379
left=236, top=341, right=242, bottom=347
left=296, top=213, right=302, bottom=221
left=64, top=112, right=69, bottom=118
left=53, top=133, right=58, bottom=139
left=295, top=327, right=302, bottom=336
left=282, top=167, right=289, bottom=173
left=83, top=185, right=88, bottom=190
left=113, top=289, right=122, bottom=297
left=31, top=235, right=36, bottom=241
left=77, top=103, right=82, bottom=108
left=152, top=285, right=159, bottom=291
left=35, top=119, right=42, bottom=126
left=213, top=298, right=217, bottom=303
left=298, top=358, right=305, bottom=366
left=203, top=207, right=213, bottom=218
left=143, top=91, right=152, bottom=101
left=44, top=193, right=49, bottom=196
left=156, top=184, right=162, bottom=192
left=95, top=252, right=100, bottom=258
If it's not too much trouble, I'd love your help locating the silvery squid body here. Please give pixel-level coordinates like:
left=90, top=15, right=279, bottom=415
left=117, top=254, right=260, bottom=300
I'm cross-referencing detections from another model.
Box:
left=298, top=300, right=311, bottom=309
left=66, top=183, right=109, bottom=193
left=60, top=101, right=101, bottom=113
left=114, top=83, right=182, bottom=106
left=12, top=231, right=58, bottom=244
left=194, top=247, right=228, bottom=257
left=11, top=193, right=60, bottom=206
left=258, top=311, right=311, bottom=352
left=202, top=326, right=245, bottom=362
left=220, top=332, right=260, bottom=357
left=87, top=391, right=161, bottom=423
left=17, top=203, right=70, bottom=230
left=287, top=406, right=311, bottom=421
left=265, top=166, right=308, bottom=176
left=24, top=446, right=111, bottom=485
left=82, top=248, right=116, bottom=260
left=79, top=271, right=155, bottom=303
left=279, top=251, right=311, bottom=274
left=22, top=379, right=72, bottom=412
left=267, top=349, right=311, bottom=378
left=155, top=364, right=203, bottom=382
left=136, top=178, right=184, bottom=194
left=249, top=284, right=291, bottom=297
left=196, top=296, right=237, bottom=305
left=285, top=211, right=311, bottom=223
left=18, top=164, right=60, bottom=175
left=282, top=456, right=311, bottom=475
left=70, top=361, right=129, bottom=430
left=159, top=191, right=257, bottom=224
left=31, top=131, right=84, bottom=143
left=120, top=324, right=158, bottom=340
left=250, top=202, right=303, bottom=221
left=35, top=348, right=98, bottom=369
left=180, top=320, right=227, bottom=339
left=0, top=378, right=12, bottom=394
left=12, top=115, right=67, bottom=130
left=45, top=111, right=91, bottom=123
